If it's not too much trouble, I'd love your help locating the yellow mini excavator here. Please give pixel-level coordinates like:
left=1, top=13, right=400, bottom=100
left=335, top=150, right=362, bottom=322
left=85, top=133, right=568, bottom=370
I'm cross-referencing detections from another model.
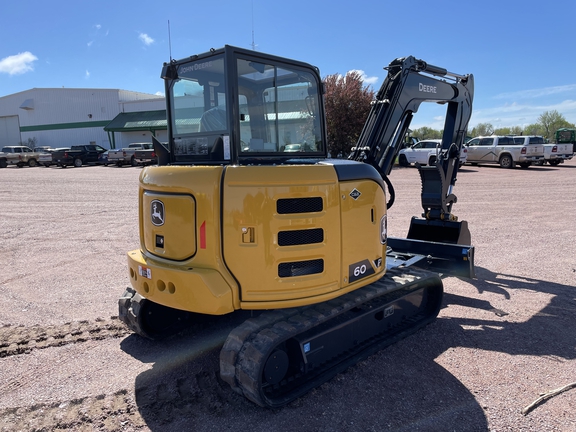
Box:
left=119, top=45, right=475, bottom=408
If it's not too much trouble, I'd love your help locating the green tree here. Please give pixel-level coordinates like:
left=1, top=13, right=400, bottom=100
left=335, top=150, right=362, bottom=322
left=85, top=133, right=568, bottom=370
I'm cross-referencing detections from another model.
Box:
left=411, top=126, right=442, bottom=140
left=537, top=110, right=573, bottom=141
left=323, top=71, right=375, bottom=158
left=524, top=123, right=545, bottom=136
left=469, top=123, right=494, bottom=137
left=494, top=127, right=512, bottom=135
left=510, top=126, right=523, bottom=135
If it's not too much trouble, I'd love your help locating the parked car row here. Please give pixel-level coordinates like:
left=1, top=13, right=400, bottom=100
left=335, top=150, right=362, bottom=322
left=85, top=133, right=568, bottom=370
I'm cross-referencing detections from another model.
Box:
left=0, top=144, right=157, bottom=168
left=3, top=136, right=573, bottom=170
left=398, top=135, right=573, bottom=169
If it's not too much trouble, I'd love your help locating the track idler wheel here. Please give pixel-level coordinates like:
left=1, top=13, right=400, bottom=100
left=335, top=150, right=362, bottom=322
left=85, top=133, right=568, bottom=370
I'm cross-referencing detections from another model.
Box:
left=118, top=287, right=191, bottom=340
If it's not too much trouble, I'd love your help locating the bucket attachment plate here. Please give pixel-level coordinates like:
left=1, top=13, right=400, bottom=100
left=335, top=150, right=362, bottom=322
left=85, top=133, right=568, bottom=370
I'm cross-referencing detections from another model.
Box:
left=407, top=217, right=471, bottom=245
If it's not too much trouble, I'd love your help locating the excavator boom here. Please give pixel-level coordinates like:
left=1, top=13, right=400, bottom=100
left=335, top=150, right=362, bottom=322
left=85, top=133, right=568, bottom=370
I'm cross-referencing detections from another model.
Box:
left=350, top=56, right=474, bottom=260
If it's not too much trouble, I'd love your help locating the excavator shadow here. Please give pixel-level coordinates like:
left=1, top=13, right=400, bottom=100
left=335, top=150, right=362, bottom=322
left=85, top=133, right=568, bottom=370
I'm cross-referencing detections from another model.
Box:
left=123, top=326, right=488, bottom=432
left=442, top=266, right=576, bottom=360
left=120, top=266, right=575, bottom=430
left=118, top=299, right=494, bottom=430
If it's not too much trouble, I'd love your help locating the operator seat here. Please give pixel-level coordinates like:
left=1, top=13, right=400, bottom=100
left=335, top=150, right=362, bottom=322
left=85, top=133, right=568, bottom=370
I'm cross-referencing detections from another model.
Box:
left=199, top=106, right=227, bottom=132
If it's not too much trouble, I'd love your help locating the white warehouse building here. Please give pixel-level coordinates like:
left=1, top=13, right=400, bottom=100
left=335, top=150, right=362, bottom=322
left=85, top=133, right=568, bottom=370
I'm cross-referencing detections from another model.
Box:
left=0, top=88, right=168, bottom=150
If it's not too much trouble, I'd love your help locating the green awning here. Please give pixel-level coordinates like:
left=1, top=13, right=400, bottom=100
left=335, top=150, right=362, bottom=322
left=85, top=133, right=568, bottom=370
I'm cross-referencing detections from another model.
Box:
left=104, top=110, right=167, bottom=132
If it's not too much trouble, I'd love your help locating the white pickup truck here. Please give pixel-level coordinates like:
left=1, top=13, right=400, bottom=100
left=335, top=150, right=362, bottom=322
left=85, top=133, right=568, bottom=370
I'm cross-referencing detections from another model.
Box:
left=465, top=135, right=544, bottom=168
left=520, top=136, right=574, bottom=166
left=0, top=146, right=41, bottom=168
left=107, top=143, right=153, bottom=167
left=542, top=142, right=574, bottom=165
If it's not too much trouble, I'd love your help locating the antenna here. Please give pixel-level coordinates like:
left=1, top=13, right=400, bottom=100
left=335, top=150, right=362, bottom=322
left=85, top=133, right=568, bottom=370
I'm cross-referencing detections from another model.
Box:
left=168, top=20, right=173, bottom=61
left=251, top=1, right=257, bottom=50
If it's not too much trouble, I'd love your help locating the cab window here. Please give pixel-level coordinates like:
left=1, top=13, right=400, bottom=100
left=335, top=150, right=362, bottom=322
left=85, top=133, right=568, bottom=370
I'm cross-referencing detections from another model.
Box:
left=467, top=139, right=479, bottom=146
left=169, top=55, right=227, bottom=161
left=237, top=58, right=323, bottom=155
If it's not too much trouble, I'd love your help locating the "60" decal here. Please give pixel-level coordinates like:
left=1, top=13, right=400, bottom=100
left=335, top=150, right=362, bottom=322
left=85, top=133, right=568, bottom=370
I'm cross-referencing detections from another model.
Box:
left=348, top=259, right=376, bottom=283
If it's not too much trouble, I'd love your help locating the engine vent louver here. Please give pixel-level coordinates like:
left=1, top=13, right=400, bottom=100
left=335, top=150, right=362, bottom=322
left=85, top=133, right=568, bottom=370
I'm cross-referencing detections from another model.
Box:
left=278, top=259, right=324, bottom=278
left=277, top=197, right=323, bottom=214
left=278, top=228, right=324, bottom=246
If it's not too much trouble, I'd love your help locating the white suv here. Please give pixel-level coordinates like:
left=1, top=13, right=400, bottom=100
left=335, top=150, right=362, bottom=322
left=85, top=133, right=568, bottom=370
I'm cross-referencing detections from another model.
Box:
left=398, top=139, right=467, bottom=167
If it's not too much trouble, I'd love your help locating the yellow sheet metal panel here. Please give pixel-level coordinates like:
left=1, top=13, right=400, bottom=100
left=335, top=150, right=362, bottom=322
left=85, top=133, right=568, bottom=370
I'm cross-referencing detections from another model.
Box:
left=339, top=179, right=387, bottom=287
left=136, top=165, right=240, bottom=311
left=127, top=249, right=234, bottom=315
left=222, top=164, right=342, bottom=303
left=139, top=165, right=222, bottom=267
left=142, top=191, right=196, bottom=260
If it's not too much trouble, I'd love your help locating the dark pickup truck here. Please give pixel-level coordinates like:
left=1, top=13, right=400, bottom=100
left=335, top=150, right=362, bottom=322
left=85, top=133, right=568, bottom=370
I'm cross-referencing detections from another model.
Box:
left=133, top=147, right=158, bottom=166
left=134, top=140, right=168, bottom=166
left=52, top=145, right=107, bottom=168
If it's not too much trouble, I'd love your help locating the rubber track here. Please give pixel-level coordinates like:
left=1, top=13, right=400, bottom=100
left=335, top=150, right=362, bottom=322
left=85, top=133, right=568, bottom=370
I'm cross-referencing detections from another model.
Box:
left=0, top=317, right=129, bottom=358
left=220, top=266, right=442, bottom=407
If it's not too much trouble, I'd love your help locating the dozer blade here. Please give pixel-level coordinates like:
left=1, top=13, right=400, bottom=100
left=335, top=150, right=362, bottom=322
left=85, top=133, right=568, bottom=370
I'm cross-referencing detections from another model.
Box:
left=387, top=235, right=475, bottom=279
left=220, top=267, right=443, bottom=408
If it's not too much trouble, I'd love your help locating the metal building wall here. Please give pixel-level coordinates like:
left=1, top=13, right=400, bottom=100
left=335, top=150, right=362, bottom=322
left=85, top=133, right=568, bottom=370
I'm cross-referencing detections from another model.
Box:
left=0, top=115, right=20, bottom=147
left=0, top=88, right=165, bottom=149
left=119, top=97, right=165, bottom=113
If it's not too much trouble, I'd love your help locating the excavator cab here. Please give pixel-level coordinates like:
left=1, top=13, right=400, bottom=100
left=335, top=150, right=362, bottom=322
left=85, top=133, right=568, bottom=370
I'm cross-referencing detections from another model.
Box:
left=158, top=46, right=327, bottom=166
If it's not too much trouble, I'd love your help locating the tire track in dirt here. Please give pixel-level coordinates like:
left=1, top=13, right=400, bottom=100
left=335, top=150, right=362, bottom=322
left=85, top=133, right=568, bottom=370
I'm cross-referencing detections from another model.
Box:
left=0, top=317, right=130, bottom=358
left=0, top=370, right=242, bottom=431
left=0, top=389, right=145, bottom=431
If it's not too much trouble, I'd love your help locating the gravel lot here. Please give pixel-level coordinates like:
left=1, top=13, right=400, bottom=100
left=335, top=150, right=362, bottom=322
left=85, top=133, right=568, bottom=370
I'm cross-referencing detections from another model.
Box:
left=0, top=160, right=575, bottom=431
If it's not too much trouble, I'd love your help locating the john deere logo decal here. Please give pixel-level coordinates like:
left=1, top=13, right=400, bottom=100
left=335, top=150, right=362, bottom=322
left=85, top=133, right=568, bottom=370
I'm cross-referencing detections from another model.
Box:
left=151, top=200, right=165, bottom=226
left=350, top=188, right=361, bottom=200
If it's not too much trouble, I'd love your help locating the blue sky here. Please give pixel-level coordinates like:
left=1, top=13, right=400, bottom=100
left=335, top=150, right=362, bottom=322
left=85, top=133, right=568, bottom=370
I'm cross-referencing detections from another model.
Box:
left=2, top=0, right=575, bottom=130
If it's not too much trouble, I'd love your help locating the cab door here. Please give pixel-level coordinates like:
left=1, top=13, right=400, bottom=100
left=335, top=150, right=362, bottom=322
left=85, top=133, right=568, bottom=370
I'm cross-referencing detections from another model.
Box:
left=467, top=137, right=494, bottom=162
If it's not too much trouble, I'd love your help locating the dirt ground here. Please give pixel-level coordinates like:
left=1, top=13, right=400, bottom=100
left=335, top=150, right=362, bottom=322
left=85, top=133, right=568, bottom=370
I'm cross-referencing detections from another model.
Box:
left=0, top=159, right=575, bottom=431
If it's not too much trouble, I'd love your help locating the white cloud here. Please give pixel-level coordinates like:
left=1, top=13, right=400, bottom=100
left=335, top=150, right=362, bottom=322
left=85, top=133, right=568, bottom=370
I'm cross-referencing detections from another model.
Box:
left=494, top=84, right=576, bottom=100
left=412, top=94, right=576, bottom=130
left=139, top=33, right=154, bottom=46
left=470, top=99, right=576, bottom=128
left=155, top=91, right=164, bottom=96
left=95, top=24, right=101, bottom=30
left=85, top=70, right=90, bottom=79
left=349, top=69, right=378, bottom=86
left=0, top=52, right=38, bottom=75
